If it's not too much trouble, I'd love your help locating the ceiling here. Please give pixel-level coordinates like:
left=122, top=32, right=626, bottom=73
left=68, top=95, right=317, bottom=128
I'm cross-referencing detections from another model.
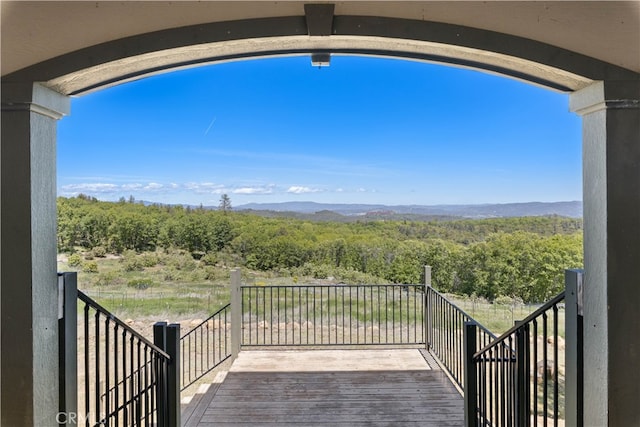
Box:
left=2, top=1, right=639, bottom=90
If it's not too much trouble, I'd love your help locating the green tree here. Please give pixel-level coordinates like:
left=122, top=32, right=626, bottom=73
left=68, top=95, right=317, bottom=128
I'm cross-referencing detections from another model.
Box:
left=219, top=194, right=232, bottom=213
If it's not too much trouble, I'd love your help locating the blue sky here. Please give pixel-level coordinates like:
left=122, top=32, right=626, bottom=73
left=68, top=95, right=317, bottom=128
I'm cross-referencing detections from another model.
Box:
left=57, top=55, right=582, bottom=207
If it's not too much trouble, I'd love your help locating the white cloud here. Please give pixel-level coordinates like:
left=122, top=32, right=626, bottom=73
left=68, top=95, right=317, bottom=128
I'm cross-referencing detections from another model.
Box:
left=60, top=183, right=120, bottom=194
left=184, top=182, right=226, bottom=193
left=60, top=181, right=328, bottom=200
left=60, top=181, right=170, bottom=196
left=233, top=185, right=275, bottom=195
left=144, top=182, right=164, bottom=190
left=121, top=183, right=143, bottom=191
left=287, top=186, right=322, bottom=194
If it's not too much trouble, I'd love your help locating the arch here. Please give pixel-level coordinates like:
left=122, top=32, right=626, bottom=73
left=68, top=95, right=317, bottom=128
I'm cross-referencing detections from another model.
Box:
left=4, top=14, right=636, bottom=96
left=1, top=3, right=639, bottom=426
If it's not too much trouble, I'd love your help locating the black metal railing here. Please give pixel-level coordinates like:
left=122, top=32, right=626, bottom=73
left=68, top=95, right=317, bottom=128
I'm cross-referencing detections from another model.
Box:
left=241, top=284, right=425, bottom=346
left=78, top=290, right=172, bottom=427
left=426, top=285, right=496, bottom=389
left=467, top=291, right=566, bottom=427
left=180, top=303, right=232, bottom=391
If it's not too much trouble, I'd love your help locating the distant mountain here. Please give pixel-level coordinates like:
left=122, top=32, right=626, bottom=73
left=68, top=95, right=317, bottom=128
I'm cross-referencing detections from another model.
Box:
left=235, top=201, right=583, bottom=219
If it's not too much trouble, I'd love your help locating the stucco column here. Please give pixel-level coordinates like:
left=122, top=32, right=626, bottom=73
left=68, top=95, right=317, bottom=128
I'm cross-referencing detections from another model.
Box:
left=570, top=80, right=640, bottom=426
left=1, top=83, right=70, bottom=426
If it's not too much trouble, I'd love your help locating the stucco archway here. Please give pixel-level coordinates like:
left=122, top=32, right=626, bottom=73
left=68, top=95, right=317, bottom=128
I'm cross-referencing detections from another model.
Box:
left=2, top=3, right=639, bottom=426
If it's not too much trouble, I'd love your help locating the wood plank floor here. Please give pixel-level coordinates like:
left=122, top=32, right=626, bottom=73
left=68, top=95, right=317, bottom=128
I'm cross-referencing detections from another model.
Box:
left=183, top=349, right=464, bottom=426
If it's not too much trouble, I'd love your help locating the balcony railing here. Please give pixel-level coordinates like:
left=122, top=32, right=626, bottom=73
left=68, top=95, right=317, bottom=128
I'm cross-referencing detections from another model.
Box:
left=180, top=303, right=232, bottom=391
left=425, top=284, right=496, bottom=389
left=58, top=272, right=180, bottom=427
left=59, top=266, right=583, bottom=427
left=240, top=283, right=425, bottom=347
left=464, top=270, right=584, bottom=427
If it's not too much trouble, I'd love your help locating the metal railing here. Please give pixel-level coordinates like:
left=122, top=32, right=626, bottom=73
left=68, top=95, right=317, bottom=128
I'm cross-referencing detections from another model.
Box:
left=426, top=285, right=497, bottom=389
left=77, top=290, right=173, bottom=426
left=241, top=284, right=425, bottom=347
left=180, top=303, right=232, bottom=391
left=466, top=291, right=569, bottom=427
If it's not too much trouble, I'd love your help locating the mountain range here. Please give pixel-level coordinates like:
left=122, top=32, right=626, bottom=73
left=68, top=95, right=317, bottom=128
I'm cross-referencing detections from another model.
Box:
left=234, top=201, right=583, bottom=219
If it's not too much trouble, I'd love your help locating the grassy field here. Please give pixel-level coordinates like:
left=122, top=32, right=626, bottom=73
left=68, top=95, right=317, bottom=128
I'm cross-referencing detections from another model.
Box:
left=59, top=250, right=556, bottom=335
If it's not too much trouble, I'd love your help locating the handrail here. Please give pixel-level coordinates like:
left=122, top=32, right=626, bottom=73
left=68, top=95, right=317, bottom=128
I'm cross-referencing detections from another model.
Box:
left=468, top=290, right=566, bottom=427
left=427, top=286, right=497, bottom=341
left=181, top=303, right=230, bottom=340
left=426, top=286, right=496, bottom=389
left=180, top=303, right=232, bottom=391
left=473, top=291, right=565, bottom=359
left=78, top=290, right=170, bottom=359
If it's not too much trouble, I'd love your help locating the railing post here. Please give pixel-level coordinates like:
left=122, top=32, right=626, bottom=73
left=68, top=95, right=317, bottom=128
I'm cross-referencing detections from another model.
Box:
left=515, top=322, right=530, bottom=426
left=565, top=269, right=584, bottom=427
left=153, top=322, right=168, bottom=427
left=424, top=265, right=432, bottom=350
left=166, top=324, right=181, bottom=427
left=464, top=321, right=478, bottom=427
left=58, top=272, right=77, bottom=425
left=231, top=268, right=242, bottom=359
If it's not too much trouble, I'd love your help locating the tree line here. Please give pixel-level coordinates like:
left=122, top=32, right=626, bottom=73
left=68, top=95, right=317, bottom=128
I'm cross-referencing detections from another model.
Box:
left=58, top=195, right=583, bottom=303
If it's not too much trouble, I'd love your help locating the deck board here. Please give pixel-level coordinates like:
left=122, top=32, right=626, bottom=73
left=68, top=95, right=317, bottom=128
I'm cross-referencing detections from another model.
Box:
left=182, top=349, right=464, bottom=426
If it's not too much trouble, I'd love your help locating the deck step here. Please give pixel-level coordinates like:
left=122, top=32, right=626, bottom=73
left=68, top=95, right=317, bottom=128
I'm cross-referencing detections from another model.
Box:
left=181, top=370, right=228, bottom=427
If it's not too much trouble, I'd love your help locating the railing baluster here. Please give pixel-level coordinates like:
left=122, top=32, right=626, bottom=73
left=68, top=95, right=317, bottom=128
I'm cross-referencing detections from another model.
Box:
left=341, top=286, right=345, bottom=344
left=143, top=345, right=149, bottom=427
left=84, top=304, right=90, bottom=427
left=105, top=316, right=110, bottom=426
left=129, top=334, right=134, bottom=425
left=553, top=305, right=559, bottom=427
left=95, top=311, right=101, bottom=425
left=543, top=311, right=548, bottom=427
left=348, top=286, right=353, bottom=344
left=122, top=330, right=127, bottom=424
left=336, top=286, right=340, bottom=345
left=533, top=318, right=539, bottom=426
left=277, top=286, right=281, bottom=345
left=136, top=341, right=142, bottom=426
left=114, top=323, right=119, bottom=427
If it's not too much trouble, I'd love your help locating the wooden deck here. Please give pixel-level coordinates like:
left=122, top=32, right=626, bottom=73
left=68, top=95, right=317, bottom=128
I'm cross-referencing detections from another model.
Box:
left=182, top=349, right=464, bottom=426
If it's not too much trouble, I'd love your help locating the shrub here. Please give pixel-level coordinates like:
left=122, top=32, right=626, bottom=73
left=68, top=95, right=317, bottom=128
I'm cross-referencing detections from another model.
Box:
left=201, top=252, right=218, bottom=266
left=67, top=253, right=82, bottom=267
left=121, top=250, right=143, bottom=271
left=140, top=252, right=159, bottom=268
left=203, top=266, right=224, bottom=281
left=127, top=278, right=154, bottom=290
left=334, top=267, right=384, bottom=285
left=494, top=295, right=523, bottom=306
left=163, top=267, right=179, bottom=282
left=92, top=246, right=107, bottom=257
left=166, top=251, right=196, bottom=271
left=188, top=269, right=206, bottom=282
left=95, top=271, right=118, bottom=287
left=82, top=261, right=99, bottom=273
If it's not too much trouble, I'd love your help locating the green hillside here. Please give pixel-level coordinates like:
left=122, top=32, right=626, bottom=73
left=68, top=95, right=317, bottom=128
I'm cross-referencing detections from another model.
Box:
left=58, top=195, right=583, bottom=304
